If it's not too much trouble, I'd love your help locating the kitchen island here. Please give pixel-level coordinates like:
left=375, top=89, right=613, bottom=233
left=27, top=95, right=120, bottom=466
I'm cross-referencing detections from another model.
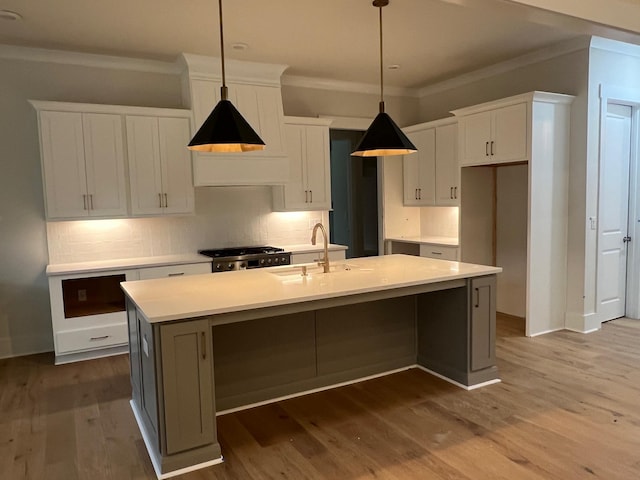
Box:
left=121, top=254, right=501, bottom=478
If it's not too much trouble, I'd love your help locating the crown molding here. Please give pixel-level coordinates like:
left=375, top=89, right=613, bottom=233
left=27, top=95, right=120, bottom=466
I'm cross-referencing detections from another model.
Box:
left=0, top=44, right=180, bottom=74
left=281, top=74, right=420, bottom=98
left=179, top=53, right=288, bottom=86
left=418, top=36, right=592, bottom=98
left=590, top=36, right=640, bottom=57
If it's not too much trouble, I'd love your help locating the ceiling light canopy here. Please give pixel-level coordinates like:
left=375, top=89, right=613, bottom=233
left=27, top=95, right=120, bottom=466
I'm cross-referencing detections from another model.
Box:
left=352, top=0, right=416, bottom=158
left=0, top=10, right=22, bottom=21
left=188, top=0, right=265, bottom=153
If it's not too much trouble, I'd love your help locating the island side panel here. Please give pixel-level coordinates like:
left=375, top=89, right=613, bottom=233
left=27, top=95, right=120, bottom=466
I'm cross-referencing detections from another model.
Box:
left=416, top=275, right=499, bottom=387
left=212, top=297, right=416, bottom=412
left=315, top=296, right=416, bottom=378
left=416, top=286, right=469, bottom=383
left=213, top=311, right=317, bottom=411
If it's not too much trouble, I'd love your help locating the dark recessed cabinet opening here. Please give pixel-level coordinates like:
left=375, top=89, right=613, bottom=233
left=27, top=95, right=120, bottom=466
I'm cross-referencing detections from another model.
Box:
left=62, top=274, right=126, bottom=318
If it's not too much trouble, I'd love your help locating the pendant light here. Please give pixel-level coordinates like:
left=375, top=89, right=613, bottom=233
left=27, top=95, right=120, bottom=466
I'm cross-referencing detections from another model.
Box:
left=352, top=0, right=417, bottom=157
left=188, top=0, right=265, bottom=153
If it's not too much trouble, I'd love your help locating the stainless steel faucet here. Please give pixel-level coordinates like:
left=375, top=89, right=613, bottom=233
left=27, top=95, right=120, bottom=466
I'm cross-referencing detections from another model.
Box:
left=311, top=223, right=330, bottom=273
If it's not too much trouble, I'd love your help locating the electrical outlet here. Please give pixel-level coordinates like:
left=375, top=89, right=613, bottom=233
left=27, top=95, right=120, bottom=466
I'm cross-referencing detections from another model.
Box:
left=78, top=289, right=87, bottom=302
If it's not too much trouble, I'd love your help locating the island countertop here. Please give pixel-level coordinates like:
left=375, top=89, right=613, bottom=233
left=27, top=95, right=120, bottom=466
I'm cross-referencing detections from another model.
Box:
left=121, top=254, right=501, bottom=323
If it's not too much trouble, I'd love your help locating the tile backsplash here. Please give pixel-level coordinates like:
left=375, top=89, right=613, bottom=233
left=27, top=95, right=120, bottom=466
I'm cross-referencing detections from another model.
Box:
left=47, top=186, right=328, bottom=264
left=419, top=206, right=459, bottom=239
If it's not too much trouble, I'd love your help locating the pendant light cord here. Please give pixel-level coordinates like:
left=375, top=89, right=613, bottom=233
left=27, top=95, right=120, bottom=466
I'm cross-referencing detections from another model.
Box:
left=218, top=0, right=228, bottom=100
left=378, top=4, right=385, bottom=113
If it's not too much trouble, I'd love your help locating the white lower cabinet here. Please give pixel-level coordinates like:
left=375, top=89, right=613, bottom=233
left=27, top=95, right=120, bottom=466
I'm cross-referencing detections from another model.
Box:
left=137, top=262, right=210, bottom=280
left=48, top=261, right=211, bottom=364
left=419, top=244, right=459, bottom=260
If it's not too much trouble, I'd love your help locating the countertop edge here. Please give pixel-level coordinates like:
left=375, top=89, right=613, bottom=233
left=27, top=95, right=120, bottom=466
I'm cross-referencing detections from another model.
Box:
left=46, top=254, right=213, bottom=276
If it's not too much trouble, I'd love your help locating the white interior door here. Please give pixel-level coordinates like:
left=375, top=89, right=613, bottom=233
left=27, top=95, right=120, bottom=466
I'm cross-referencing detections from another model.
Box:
left=596, top=103, right=632, bottom=321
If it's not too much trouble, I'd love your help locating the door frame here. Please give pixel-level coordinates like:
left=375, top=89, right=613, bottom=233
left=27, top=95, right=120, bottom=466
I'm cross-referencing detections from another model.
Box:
left=598, top=85, right=640, bottom=320
left=321, top=115, right=385, bottom=255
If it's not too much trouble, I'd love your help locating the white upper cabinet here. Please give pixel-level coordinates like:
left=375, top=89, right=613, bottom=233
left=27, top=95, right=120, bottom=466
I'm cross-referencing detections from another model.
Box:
left=31, top=101, right=194, bottom=220
left=272, top=117, right=332, bottom=211
left=403, top=128, right=435, bottom=206
left=455, top=101, right=528, bottom=166
left=36, top=108, right=127, bottom=219
left=403, top=119, right=458, bottom=207
left=127, top=115, right=194, bottom=216
left=181, top=54, right=290, bottom=186
left=434, top=123, right=459, bottom=206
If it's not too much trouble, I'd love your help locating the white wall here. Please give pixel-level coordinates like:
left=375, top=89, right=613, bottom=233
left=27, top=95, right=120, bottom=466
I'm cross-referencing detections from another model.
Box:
left=580, top=38, right=640, bottom=329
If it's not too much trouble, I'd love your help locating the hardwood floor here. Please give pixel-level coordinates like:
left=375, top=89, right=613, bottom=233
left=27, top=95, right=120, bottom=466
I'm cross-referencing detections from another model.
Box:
left=2, top=315, right=639, bottom=479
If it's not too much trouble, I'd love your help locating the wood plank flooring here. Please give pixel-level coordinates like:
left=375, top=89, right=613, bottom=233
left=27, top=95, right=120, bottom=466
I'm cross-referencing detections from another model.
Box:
left=1, top=315, right=639, bottom=479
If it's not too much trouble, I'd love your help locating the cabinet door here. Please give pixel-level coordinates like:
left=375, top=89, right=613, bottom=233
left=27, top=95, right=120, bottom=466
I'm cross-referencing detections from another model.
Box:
left=305, top=125, right=331, bottom=209
left=40, top=111, right=89, bottom=218
left=404, top=128, right=435, bottom=206
left=160, top=319, right=215, bottom=455
left=127, top=116, right=164, bottom=215
left=282, top=124, right=308, bottom=209
left=470, top=276, right=496, bottom=371
left=435, top=123, right=459, bottom=206
left=492, top=103, right=528, bottom=164
left=158, top=117, right=194, bottom=215
left=403, top=147, right=421, bottom=206
left=82, top=113, right=128, bottom=217
left=459, top=111, right=492, bottom=166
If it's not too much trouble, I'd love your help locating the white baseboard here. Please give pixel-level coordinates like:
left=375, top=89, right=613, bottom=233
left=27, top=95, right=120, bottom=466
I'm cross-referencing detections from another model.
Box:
left=0, top=335, right=53, bottom=360
left=130, top=400, right=223, bottom=480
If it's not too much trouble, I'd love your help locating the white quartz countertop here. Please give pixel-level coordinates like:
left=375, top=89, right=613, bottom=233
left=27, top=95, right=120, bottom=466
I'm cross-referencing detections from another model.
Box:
left=385, top=236, right=459, bottom=247
left=281, top=243, right=348, bottom=254
left=46, top=254, right=212, bottom=276
left=121, top=254, right=501, bottom=323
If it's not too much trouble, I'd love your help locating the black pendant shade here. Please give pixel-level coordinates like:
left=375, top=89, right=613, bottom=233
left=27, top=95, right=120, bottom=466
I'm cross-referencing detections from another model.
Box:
left=352, top=0, right=417, bottom=158
left=187, top=0, right=265, bottom=153
left=352, top=107, right=417, bottom=157
left=188, top=99, right=265, bottom=153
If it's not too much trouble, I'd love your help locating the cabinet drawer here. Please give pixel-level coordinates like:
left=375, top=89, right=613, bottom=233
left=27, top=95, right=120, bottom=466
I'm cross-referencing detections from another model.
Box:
left=138, top=263, right=211, bottom=280
left=419, top=245, right=458, bottom=261
left=56, top=322, right=128, bottom=354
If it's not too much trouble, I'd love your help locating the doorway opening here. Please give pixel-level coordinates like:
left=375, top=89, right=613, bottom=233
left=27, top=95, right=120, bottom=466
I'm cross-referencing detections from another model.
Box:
left=329, top=129, right=379, bottom=259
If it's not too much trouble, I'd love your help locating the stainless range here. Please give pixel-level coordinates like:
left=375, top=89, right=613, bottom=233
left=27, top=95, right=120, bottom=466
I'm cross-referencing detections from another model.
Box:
left=199, top=246, right=291, bottom=273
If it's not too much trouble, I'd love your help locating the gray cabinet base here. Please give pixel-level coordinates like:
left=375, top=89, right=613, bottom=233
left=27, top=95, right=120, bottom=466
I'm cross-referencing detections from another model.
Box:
left=131, top=399, right=222, bottom=479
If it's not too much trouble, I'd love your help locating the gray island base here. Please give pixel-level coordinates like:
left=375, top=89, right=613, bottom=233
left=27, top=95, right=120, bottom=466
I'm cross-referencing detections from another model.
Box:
left=121, top=254, right=501, bottom=478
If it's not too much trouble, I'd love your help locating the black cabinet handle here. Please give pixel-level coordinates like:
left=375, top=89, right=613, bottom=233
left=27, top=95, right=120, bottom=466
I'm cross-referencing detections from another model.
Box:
left=201, top=332, right=206, bottom=360
left=474, top=288, right=480, bottom=308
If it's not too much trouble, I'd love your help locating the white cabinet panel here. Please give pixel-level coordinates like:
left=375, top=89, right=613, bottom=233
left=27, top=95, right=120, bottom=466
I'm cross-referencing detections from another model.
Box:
left=159, top=117, right=194, bottom=215
left=434, top=123, right=459, bottom=206
left=127, top=116, right=164, bottom=215
left=403, top=120, right=457, bottom=206
left=40, top=111, right=88, bottom=218
left=273, top=118, right=332, bottom=211
left=419, top=244, right=459, bottom=260
left=39, top=111, right=126, bottom=219
left=458, top=102, right=528, bottom=166
left=127, top=115, right=194, bottom=216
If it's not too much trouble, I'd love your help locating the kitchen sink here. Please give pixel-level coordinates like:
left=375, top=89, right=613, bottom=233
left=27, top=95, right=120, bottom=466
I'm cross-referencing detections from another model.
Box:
left=268, top=263, right=366, bottom=279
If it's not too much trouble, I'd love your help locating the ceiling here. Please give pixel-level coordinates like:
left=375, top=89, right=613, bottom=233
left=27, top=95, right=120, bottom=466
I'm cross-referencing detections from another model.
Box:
left=0, top=0, right=637, bottom=89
